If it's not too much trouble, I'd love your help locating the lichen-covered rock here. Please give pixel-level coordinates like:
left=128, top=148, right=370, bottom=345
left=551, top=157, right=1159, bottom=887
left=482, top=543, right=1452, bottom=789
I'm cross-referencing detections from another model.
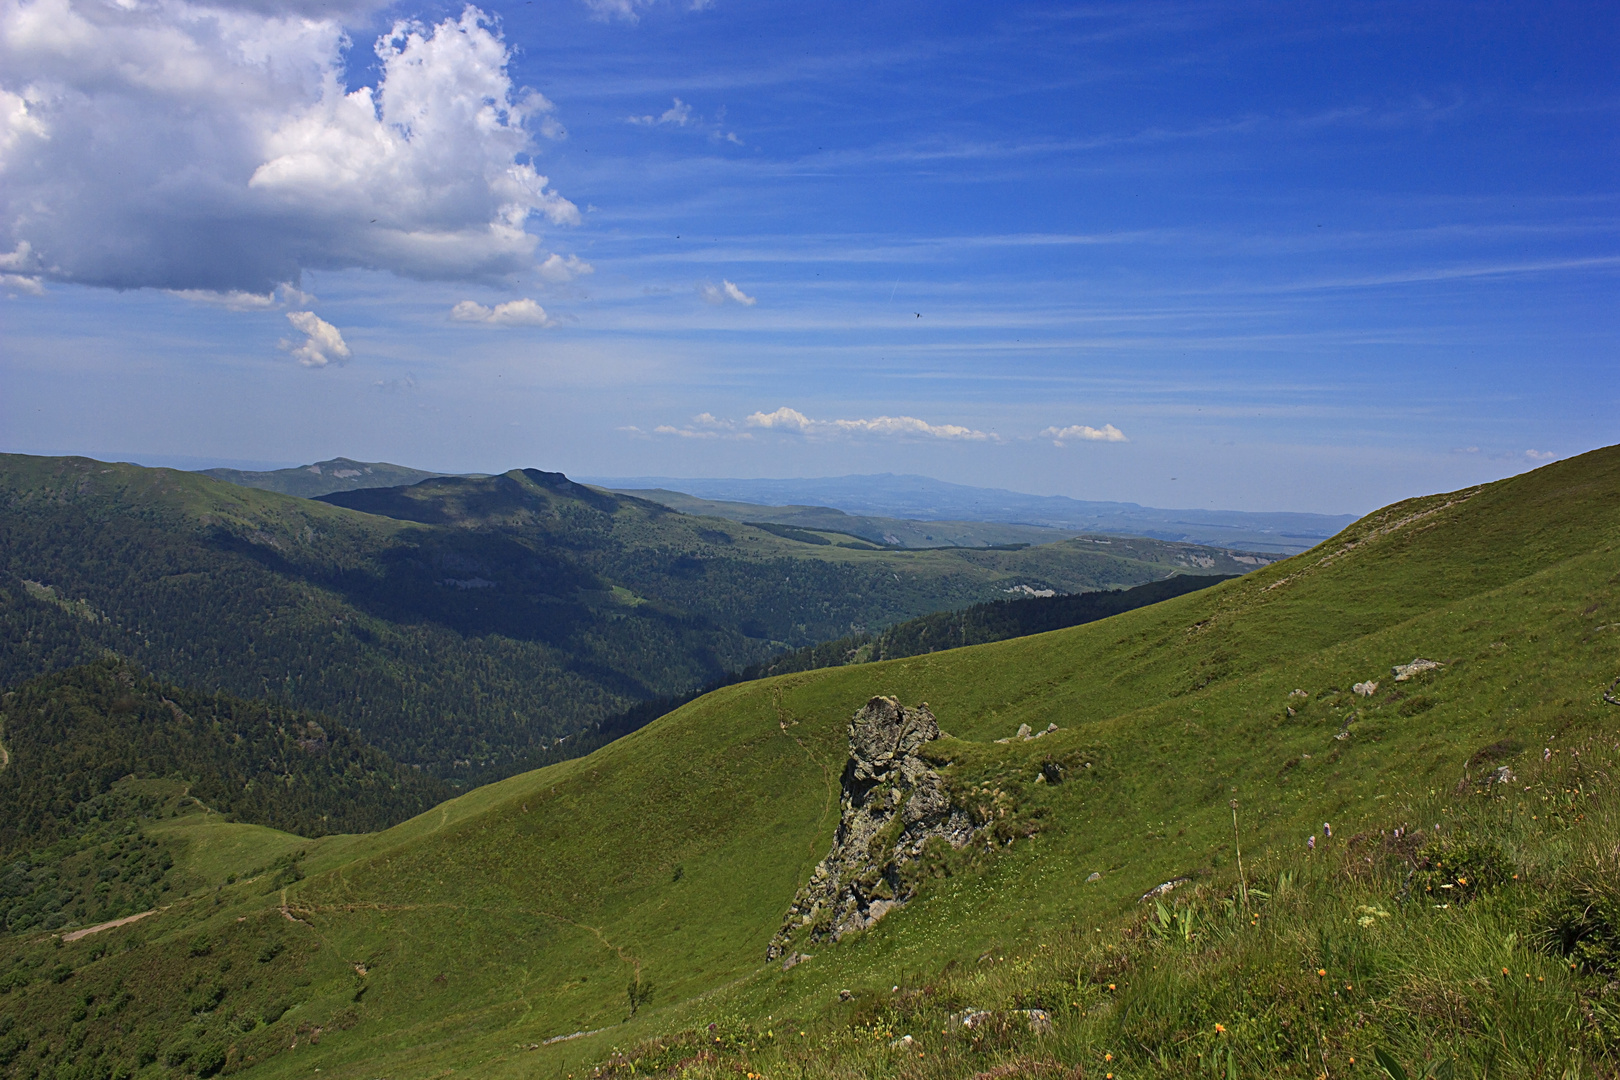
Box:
left=766, top=696, right=975, bottom=959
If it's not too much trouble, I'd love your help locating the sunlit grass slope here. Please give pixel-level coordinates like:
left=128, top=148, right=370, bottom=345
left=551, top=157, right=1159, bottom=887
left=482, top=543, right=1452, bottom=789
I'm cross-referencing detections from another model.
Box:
left=4, top=448, right=1618, bottom=1080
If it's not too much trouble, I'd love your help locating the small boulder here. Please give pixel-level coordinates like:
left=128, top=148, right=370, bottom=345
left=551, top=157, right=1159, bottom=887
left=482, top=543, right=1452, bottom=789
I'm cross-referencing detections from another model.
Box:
left=1352, top=681, right=1379, bottom=697
left=1139, top=877, right=1190, bottom=902
left=1393, top=658, right=1442, bottom=681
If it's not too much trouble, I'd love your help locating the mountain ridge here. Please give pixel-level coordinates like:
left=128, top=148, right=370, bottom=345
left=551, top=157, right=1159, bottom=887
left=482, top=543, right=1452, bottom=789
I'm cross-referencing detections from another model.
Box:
left=0, top=449, right=1611, bottom=1078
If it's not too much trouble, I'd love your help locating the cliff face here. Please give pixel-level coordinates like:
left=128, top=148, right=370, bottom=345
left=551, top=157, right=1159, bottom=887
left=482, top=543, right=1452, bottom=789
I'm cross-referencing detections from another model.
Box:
left=767, top=696, right=976, bottom=960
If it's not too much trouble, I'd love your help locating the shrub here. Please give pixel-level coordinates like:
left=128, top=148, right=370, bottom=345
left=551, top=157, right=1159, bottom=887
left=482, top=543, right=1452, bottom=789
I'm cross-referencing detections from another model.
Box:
left=1536, top=847, right=1620, bottom=975
left=1415, top=833, right=1511, bottom=902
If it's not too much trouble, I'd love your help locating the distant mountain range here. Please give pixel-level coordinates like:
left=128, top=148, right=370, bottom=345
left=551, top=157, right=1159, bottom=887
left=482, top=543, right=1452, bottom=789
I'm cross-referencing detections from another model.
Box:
left=198, top=458, right=1354, bottom=554
left=199, top=457, right=479, bottom=499
left=586, top=473, right=1355, bottom=554
left=1, top=454, right=1268, bottom=781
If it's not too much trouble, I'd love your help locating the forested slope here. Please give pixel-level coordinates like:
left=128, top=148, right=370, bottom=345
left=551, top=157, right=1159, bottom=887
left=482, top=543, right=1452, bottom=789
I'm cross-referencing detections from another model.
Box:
left=1, top=449, right=1613, bottom=1080
left=0, top=455, right=1264, bottom=780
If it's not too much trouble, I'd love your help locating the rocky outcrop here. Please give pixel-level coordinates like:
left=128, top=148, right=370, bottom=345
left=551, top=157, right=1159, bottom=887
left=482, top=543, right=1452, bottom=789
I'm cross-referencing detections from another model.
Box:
left=767, top=696, right=975, bottom=959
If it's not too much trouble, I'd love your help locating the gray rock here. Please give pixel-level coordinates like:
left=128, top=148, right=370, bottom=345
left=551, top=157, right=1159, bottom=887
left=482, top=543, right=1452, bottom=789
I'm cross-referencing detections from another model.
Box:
left=1022, top=1009, right=1053, bottom=1035
left=766, top=696, right=979, bottom=959
left=1139, top=877, right=1190, bottom=903
left=1393, top=658, right=1442, bottom=681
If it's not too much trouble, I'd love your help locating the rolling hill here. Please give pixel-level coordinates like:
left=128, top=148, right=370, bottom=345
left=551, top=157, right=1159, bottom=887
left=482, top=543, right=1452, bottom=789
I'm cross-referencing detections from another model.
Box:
left=2, top=448, right=1615, bottom=1079
left=587, top=472, right=1358, bottom=554
left=0, top=454, right=1263, bottom=782
left=198, top=458, right=474, bottom=499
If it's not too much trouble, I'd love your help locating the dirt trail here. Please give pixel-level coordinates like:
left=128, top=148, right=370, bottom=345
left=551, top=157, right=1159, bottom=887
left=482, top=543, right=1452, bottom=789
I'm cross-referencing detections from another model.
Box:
left=62, top=909, right=155, bottom=942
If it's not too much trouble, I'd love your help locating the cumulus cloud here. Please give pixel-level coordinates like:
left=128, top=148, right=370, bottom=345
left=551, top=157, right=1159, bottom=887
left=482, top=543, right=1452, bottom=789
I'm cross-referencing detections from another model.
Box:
left=537, top=253, right=594, bottom=284
left=701, top=279, right=756, bottom=306
left=0, top=0, right=576, bottom=295
left=0, top=241, right=42, bottom=293
left=746, top=407, right=994, bottom=441
left=281, top=311, right=350, bottom=367
left=1041, top=423, right=1128, bottom=446
left=450, top=298, right=552, bottom=326
left=1526, top=449, right=1557, bottom=461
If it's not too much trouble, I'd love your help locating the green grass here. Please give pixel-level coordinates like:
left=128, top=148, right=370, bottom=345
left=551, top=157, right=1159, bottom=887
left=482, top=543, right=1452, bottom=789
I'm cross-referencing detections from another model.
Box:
left=2, top=448, right=1618, bottom=1079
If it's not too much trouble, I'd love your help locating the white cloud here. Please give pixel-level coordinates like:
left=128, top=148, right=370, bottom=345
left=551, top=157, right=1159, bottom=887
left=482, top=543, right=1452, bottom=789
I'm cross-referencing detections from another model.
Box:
left=627, top=96, right=740, bottom=143
left=450, top=297, right=552, bottom=326
left=587, top=0, right=709, bottom=23
left=628, top=97, right=694, bottom=127
left=701, top=279, right=756, bottom=305
left=651, top=412, right=749, bottom=439
left=746, top=407, right=994, bottom=441
left=0, top=1, right=576, bottom=294
left=1, top=272, right=44, bottom=295
left=166, top=283, right=315, bottom=311
left=654, top=424, right=720, bottom=439
left=1526, top=449, right=1557, bottom=461
left=537, top=253, right=594, bottom=284
left=281, top=311, right=350, bottom=367
left=1041, top=423, right=1128, bottom=446
left=0, top=240, right=41, bottom=292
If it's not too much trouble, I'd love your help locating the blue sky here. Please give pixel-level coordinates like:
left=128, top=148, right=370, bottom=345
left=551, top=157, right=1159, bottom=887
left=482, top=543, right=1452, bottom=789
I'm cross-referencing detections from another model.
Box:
left=1, top=0, right=1615, bottom=513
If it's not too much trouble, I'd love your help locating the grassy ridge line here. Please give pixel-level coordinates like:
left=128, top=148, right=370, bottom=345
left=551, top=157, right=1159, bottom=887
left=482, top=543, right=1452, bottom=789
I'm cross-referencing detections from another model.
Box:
left=537, top=576, right=1236, bottom=776
left=3, top=450, right=1615, bottom=1080
left=739, top=574, right=1233, bottom=680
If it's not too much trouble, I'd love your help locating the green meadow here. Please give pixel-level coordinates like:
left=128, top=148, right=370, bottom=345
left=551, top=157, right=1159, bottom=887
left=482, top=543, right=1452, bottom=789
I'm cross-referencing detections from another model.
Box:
left=3, top=446, right=1618, bottom=1079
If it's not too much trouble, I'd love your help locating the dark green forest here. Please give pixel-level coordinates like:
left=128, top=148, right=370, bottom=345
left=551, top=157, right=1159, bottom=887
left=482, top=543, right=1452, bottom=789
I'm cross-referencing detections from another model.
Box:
left=736, top=572, right=1236, bottom=678
left=0, top=659, right=447, bottom=936
left=0, top=455, right=1261, bottom=781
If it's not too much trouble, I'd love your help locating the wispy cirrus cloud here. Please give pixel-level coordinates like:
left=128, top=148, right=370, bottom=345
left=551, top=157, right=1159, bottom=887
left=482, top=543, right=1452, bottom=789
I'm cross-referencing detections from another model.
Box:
left=627, top=97, right=742, bottom=143
left=1041, top=423, right=1127, bottom=446
left=746, top=406, right=995, bottom=441
left=649, top=412, right=750, bottom=439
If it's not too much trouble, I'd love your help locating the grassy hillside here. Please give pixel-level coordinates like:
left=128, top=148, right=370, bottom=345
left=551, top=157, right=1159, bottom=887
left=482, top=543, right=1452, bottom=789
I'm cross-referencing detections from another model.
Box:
left=0, top=455, right=1258, bottom=781
left=2, top=449, right=1617, bottom=1080
left=740, top=573, right=1234, bottom=679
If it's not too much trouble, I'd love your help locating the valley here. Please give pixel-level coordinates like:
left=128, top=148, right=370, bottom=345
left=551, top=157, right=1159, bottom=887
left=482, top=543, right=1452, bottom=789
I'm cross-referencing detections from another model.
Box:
left=0, top=455, right=1261, bottom=783
left=0, top=446, right=1615, bottom=1079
